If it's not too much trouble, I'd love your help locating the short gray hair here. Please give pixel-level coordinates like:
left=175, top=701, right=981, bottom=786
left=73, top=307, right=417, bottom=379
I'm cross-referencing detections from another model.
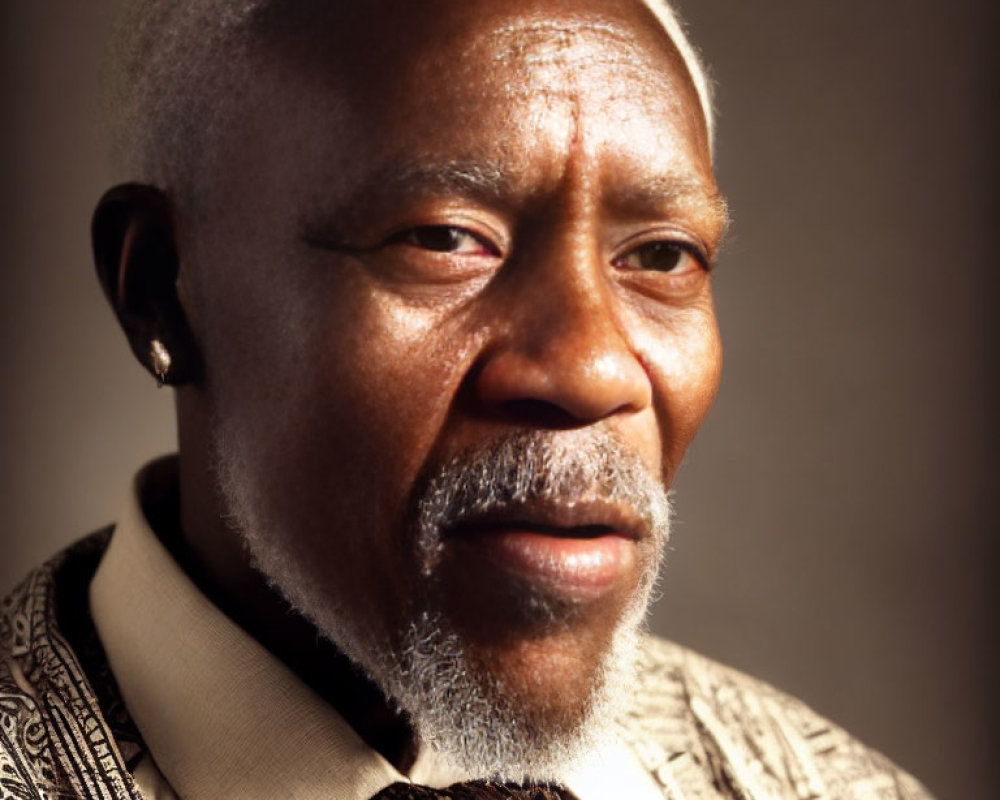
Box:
left=104, top=1, right=261, bottom=199
left=105, top=0, right=714, bottom=202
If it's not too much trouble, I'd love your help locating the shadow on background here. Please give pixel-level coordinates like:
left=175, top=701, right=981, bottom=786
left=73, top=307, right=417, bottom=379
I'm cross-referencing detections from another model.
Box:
left=2, top=2, right=997, bottom=798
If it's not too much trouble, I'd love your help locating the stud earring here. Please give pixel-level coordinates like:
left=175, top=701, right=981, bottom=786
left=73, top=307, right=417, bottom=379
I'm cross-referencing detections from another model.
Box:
left=150, top=339, right=172, bottom=386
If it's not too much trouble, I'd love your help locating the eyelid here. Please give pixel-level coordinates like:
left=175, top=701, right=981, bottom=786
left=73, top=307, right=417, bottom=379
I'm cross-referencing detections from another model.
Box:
left=299, top=205, right=509, bottom=256
left=614, top=227, right=713, bottom=271
left=383, top=208, right=508, bottom=251
left=387, top=223, right=504, bottom=257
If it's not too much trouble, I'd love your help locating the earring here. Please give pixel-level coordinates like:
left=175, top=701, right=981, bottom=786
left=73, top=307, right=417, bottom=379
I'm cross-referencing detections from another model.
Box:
left=150, top=339, right=172, bottom=386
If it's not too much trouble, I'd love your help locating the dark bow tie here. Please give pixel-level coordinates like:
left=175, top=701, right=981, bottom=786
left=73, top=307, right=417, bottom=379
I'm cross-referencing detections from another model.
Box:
left=369, top=780, right=582, bottom=799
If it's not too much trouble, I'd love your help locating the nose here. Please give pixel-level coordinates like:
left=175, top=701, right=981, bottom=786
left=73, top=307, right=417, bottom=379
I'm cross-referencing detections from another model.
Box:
left=473, top=244, right=653, bottom=426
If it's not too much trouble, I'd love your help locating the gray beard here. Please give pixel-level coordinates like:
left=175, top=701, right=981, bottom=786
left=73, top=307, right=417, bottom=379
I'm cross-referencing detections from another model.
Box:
left=212, top=426, right=671, bottom=783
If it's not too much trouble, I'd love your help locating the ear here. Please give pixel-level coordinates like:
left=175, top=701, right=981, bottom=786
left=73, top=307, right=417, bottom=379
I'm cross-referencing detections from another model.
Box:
left=92, top=184, right=202, bottom=386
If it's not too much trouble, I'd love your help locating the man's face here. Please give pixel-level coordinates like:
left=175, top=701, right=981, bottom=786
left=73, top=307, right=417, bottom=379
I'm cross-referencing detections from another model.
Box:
left=180, top=0, right=724, bottom=776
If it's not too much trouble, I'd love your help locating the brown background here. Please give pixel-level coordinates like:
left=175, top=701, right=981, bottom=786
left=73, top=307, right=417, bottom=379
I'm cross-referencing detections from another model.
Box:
left=1, top=2, right=996, bottom=798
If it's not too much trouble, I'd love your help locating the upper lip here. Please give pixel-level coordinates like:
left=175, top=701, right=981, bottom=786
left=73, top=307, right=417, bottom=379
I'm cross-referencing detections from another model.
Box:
left=442, top=498, right=648, bottom=543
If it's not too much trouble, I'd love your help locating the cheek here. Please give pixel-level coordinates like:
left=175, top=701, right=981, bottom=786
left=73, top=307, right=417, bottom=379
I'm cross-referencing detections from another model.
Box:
left=631, top=301, right=722, bottom=477
left=204, top=249, right=477, bottom=523
left=197, top=250, right=483, bottom=619
left=315, top=295, right=478, bottom=485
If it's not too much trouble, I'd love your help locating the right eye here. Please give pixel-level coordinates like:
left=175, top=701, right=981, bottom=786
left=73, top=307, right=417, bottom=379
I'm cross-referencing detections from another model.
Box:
left=391, top=225, right=499, bottom=256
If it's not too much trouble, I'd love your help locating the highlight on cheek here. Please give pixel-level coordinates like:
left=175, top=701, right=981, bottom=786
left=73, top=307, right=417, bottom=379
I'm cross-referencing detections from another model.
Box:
left=629, top=311, right=720, bottom=392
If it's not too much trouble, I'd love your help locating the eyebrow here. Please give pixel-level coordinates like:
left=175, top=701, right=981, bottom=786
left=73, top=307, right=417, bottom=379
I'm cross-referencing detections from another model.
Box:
left=299, top=159, right=515, bottom=244
left=302, top=158, right=729, bottom=245
left=346, top=160, right=515, bottom=215
left=608, top=173, right=731, bottom=236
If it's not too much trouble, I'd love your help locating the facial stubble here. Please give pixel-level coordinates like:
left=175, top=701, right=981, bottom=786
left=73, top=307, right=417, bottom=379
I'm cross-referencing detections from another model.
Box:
left=212, top=426, right=671, bottom=782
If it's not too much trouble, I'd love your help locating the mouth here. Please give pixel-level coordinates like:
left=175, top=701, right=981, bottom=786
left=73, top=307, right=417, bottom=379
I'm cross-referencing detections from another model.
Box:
left=441, top=501, right=647, bottom=600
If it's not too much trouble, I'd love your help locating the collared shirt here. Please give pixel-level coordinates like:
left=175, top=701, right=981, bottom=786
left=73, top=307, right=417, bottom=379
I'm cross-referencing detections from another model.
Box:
left=88, top=459, right=664, bottom=800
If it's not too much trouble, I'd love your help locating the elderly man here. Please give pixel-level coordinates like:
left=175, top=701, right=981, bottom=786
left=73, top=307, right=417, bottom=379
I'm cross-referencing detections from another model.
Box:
left=0, top=1, right=932, bottom=798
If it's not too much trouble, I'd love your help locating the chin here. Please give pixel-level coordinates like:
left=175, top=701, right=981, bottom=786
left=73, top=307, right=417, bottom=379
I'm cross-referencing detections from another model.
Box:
left=230, top=519, right=651, bottom=782
left=363, top=603, right=647, bottom=783
left=213, top=423, right=668, bottom=781
left=231, top=528, right=651, bottom=783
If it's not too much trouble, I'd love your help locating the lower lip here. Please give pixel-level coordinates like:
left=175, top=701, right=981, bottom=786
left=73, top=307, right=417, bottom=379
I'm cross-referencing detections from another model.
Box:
left=457, top=529, right=635, bottom=598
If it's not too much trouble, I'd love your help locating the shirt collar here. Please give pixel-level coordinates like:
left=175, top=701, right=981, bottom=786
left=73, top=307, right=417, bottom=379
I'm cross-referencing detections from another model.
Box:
left=89, top=457, right=662, bottom=800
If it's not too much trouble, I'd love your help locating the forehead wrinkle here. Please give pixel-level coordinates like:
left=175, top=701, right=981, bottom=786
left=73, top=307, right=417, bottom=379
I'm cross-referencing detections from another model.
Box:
left=461, top=4, right=712, bottom=159
left=444, top=15, right=702, bottom=152
left=469, top=18, right=668, bottom=92
left=483, top=19, right=647, bottom=66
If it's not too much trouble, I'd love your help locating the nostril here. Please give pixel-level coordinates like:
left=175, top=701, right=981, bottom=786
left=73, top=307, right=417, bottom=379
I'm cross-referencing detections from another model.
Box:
left=499, top=398, right=584, bottom=429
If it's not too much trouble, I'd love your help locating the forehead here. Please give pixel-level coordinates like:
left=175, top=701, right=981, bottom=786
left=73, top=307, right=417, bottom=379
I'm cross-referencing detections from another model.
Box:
left=213, top=0, right=715, bottom=216
left=254, top=1, right=705, bottom=128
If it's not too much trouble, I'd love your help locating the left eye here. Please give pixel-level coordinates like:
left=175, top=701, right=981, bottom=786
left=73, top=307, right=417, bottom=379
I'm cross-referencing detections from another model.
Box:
left=616, top=241, right=701, bottom=273
left=392, top=225, right=497, bottom=256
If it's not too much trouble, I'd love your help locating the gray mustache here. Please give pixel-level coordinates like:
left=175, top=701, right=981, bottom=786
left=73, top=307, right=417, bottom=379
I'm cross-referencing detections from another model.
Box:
left=411, top=430, right=671, bottom=566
